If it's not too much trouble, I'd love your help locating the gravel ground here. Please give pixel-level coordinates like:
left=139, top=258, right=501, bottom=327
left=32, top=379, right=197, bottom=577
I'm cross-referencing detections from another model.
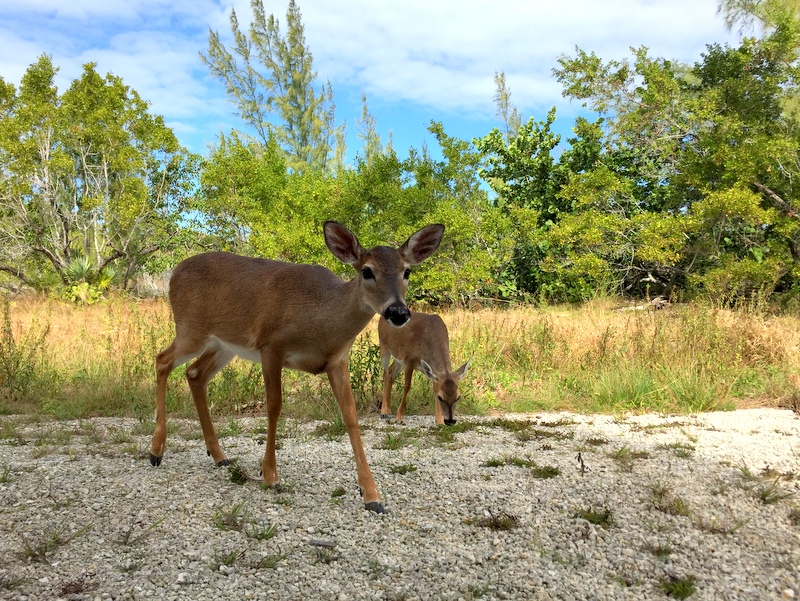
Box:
left=0, top=408, right=799, bottom=601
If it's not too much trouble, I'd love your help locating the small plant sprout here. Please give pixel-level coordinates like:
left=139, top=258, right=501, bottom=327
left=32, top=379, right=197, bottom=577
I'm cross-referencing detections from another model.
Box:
left=659, top=574, right=697, bottom=599
left=574, top=507, right=615, bottom=528
left=247, top=521, right=277, bottom=541
left=213, top=500, right=248, bottom=532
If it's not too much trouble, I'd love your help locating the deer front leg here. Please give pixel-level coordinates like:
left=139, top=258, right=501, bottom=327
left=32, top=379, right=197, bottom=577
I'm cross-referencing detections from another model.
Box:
left=433, top=382, right=444, bottom=425
left=260, top=353, right=283, bottom=486
left=381, top=358, right=402, bottom=419
left=327, top=359, right=384, bottom=513
left=396, top=364, right=414, bottom=423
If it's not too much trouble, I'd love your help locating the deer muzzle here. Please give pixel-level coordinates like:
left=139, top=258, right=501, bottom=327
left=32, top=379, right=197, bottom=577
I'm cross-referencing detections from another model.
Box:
left=383, top=303, right=410, bottom=326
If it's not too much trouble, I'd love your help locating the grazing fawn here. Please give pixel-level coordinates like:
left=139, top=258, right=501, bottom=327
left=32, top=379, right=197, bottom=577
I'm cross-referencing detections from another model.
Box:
left=378, top=311, right=469, bottom=425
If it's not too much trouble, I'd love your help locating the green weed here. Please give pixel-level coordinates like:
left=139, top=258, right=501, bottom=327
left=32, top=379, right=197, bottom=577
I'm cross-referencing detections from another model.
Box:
left=213, top=501, right=248, bottom=532
left=252, top=549, right=289, bottom=569
left=118, top=517, right=165, bottom=546
left=611, top=446, right=650, bottom=472
left=659, top=574, right=697, bottom=599
left=388, top=464, right=417, bottom=474
left=247, top=521, right=277, bottom=541
left=375, top=429, right=417, bottom=450
left=574, top=507, right=615, bottom=528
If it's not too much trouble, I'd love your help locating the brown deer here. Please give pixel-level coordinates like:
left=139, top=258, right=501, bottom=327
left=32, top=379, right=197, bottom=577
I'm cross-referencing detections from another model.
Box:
left=378, top=312, right=469, bottom=426
left=149, top=221, right=445, bottom=513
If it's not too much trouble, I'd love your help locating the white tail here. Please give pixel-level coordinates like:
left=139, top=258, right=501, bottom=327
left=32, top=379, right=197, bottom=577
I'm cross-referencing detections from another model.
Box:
left=378, top=311, right=469, bottom=425
left=149, top=221, right=445, bottom=513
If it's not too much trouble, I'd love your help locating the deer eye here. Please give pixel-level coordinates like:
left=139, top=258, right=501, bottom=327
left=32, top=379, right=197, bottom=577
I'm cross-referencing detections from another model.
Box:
left=403, top=268, right=411, bottom=279
left=437, top=395, right=444, bottom=402
left=362, top=267, right=374, bottom=280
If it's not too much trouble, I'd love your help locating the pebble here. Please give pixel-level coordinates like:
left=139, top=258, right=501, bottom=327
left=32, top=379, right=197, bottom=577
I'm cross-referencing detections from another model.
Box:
left=0, top=410, right=798, bottom=600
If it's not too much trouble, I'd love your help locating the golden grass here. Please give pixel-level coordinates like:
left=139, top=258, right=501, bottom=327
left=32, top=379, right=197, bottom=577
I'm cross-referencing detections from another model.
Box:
left=2, top=295, right=799, bottom=419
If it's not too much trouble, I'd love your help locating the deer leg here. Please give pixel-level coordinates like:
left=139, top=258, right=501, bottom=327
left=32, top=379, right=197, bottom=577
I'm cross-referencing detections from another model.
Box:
left=434, top=382, right=444, bottom=425
left=260, top=353, right=283, bottom=486
left=381, top=357, right=402, bottom=419
left=396, top=364, right=414, bottom=423
left=150, top=343, right=177, bottom=466
left=327, top=359, right=384, bottom=513
left=186, top=348, right=234, bottom=466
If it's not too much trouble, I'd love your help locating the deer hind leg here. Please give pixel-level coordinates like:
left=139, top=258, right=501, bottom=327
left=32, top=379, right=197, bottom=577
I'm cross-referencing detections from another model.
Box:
left=185, top=347, right=234, bottom=466
left=395, top=363, right=415, bottom=423
left=259, top=353, right=283, bottom=487
left=380, top=354, right=403, bottom=419
left=327, top=359, right=383, bottom=513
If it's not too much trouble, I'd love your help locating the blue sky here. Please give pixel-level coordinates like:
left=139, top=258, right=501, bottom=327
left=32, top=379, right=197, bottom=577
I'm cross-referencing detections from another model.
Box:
left=0, top=0, right=741, bottom=162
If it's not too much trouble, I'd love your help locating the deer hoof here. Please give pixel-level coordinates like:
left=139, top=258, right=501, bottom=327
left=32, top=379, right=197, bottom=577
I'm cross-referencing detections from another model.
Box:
left=364, top=501, right=386, bottom=514
left=149, top=453, right=162, bottom=467
left=216, top=459, right=231, bottom=467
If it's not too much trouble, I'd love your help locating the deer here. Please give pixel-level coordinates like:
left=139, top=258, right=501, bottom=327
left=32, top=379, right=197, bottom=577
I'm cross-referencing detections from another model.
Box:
left=378, top=311, right=469, bottom=426
left=149, top=221, right=445, bottom=514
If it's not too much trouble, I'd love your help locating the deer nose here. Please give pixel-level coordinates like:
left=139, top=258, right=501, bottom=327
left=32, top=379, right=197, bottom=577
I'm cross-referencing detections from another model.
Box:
left=384, top=304, right=410, bottom=326
left=444, top=419, right=457, bottom=426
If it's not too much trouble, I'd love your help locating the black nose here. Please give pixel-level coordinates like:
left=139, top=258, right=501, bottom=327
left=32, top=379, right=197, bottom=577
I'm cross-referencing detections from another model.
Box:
left=384, top=304, right=409, bottom=326
left=444, top=419, right=456, bottom=426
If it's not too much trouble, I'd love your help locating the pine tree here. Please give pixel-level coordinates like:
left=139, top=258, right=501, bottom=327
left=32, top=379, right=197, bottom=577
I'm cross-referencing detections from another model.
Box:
left=201, top=0, right=342, bottom=173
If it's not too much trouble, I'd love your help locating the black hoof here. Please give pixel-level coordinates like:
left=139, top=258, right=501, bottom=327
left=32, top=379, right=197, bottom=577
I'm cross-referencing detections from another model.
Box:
left=149, top=453, right=162, bottom=467
left=444, top=419, right=456, bottom=426
left=380, top=414, right=391, bottom=420
left=217, top=459, right=231, bottom=467
left=364, top=501, right=386, bottom=514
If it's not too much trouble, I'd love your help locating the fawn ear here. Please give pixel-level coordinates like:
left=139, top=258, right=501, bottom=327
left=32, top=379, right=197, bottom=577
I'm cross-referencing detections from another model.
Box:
left=400, top=224, right=445, bottom=265
left=324, top=221, right=363, bottom=265
left=454, top=359, right=470, bottom=380
left=419, top=359, right=437, bottom=381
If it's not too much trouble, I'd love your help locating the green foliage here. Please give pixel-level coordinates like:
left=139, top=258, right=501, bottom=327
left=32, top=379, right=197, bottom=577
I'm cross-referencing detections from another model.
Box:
left=0, top=56, right=199, bottom=294
left=202, top=0, right=341, bottom=173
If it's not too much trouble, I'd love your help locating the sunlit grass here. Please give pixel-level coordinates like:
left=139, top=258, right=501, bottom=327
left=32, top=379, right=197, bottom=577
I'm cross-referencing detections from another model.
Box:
left=2, top=295, right=799, bottom=420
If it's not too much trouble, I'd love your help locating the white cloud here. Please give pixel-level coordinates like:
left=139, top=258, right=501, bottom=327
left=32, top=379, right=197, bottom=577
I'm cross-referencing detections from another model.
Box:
left=0, top=0, right=740, bottom=154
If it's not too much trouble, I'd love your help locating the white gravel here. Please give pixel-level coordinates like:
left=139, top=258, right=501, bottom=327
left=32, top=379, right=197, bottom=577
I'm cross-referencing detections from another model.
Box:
left=1, top=408, right=799, bottom=601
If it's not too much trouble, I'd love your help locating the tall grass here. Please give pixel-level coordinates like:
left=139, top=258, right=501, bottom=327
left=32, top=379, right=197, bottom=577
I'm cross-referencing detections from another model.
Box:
left=1, top=295, right=799, bottom=420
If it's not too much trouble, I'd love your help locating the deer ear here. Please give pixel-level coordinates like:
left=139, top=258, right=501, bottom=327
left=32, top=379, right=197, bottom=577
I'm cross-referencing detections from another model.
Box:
left=454, top=359, right=470, bottom=380
left=400, top=224, right=445, bottom=265
left=324, top=221, right=363, bottom=265
left=419, top=359, right=437, bottom=381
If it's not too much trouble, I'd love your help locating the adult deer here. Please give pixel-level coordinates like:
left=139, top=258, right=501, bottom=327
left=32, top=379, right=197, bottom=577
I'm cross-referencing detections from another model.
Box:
left=378, top=312, right=469, bottom=425
left=149, top=221, right=445, bottom=513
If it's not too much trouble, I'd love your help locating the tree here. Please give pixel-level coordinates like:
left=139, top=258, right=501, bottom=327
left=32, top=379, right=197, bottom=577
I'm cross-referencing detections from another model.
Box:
left=355, top=93, right=391, bottom=166
left=493, top=71, right=521, bottom=143
left=202, top=0, right=342, bottom=173
left=0, top=56, right=199, bottom=295
left=546, top=8, right=800, bottom=301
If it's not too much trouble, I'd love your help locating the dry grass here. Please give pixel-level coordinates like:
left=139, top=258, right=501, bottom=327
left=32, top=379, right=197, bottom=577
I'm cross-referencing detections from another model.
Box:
left=1, top=295, right=799, bottom=420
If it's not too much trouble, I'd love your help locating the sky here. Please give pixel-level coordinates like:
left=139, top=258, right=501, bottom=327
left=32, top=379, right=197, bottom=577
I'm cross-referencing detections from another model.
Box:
left=0, top=0, right=742, bottom=162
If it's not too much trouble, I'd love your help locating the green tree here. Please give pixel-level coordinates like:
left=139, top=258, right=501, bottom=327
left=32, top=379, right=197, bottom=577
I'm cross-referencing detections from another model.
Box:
left=0, top=56, right=198, bottom=295
left=202, top=0, right=342, bottom=173
left=548, top=7, right=800, bottom=301
left=355, top=92, right=391, bottom=167
left=493, top=71, right=522, bottom=143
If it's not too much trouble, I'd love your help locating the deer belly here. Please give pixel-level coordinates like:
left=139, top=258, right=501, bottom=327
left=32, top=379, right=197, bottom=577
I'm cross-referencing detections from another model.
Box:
left=208, top=337, right=262, bottom=363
